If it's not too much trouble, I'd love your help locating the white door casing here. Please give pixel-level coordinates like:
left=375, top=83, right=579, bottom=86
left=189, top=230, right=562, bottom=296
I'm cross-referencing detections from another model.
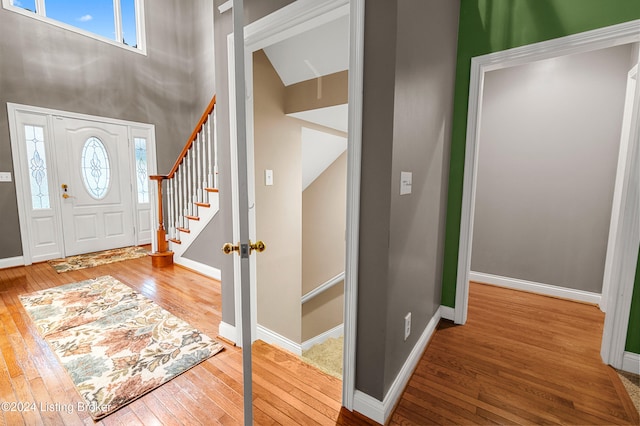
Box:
left=54, top=118, right=135, bottom=256
left=8, top=104, right=157, bottom=264
left=454, top=22, right=640, bottom=368
left=226, top=0, right=364, bottom=410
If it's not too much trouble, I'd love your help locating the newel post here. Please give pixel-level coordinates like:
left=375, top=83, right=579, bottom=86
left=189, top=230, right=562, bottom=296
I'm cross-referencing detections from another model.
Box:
left=149, top=175, right=174, bottom=267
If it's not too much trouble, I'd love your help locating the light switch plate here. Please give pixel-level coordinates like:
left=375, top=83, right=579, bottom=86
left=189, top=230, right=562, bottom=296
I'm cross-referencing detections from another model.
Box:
left=400, top=171, right=412, bottom=195
left=265, top=169, right=273, bottom=186
left=0, top=172, right=12, bottom=182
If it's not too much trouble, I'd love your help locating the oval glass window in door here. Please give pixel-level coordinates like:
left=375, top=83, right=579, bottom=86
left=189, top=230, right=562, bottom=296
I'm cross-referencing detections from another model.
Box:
left=81, top=137, right=111, bottom=199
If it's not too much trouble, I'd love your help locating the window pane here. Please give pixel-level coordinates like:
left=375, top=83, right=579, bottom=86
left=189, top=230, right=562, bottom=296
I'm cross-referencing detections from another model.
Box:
left=134, top=137, right=149, bottom=204
left=120, top=0, right=137, bottom=47
left=45, top=0, right=116, bottom=41
left=81, top=137, right=111, bottom=199
left=10, top=0, right=37, bottom=13
left=24, top=125, right=51, bottom=210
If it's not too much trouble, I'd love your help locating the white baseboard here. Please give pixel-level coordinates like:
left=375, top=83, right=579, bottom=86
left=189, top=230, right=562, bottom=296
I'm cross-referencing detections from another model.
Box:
left=218, top=321, right=236, bottom=344
left=622, top=351, right=640, bottom=375
left=174, top=257, right=221, bottom=281
left=256, top=324, right=302, bottom=356
left=301, top=324, right=344, bottom=352
left=0, top=256, right=24, bottom=269
left=470, top=271, right=601, bottom=305
left=440, top=305, right=455, bottom=321
left=353, top=307, right=442, bottom=424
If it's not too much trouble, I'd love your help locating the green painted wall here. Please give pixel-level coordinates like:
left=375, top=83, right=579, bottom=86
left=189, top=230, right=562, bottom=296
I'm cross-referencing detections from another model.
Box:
left=626, top=249, right=640, bottom=353
left=442, top=0, right=640, bottom=350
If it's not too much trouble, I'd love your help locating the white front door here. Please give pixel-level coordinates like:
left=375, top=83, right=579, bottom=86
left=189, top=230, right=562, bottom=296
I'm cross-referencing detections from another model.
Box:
left=53, top=117, right=135, bottom=256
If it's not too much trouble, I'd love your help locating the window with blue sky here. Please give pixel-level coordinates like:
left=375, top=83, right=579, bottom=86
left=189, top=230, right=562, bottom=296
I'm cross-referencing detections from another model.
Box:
left=8, top=0, right=140, bottom=49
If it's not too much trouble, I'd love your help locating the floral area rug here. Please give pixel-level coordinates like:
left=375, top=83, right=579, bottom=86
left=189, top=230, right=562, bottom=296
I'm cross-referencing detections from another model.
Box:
left=48, top=246, right=149, bottom=273
left=19, top=275, right=223, bottom=419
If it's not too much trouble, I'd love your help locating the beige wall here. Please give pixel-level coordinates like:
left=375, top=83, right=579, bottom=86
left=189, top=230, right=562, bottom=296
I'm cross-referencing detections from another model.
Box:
left=254, top=49, right=302, bottom=343
left=302, top=152, right=347, bottom=341
left=254, top=48, right=348, bottom=344
left=285, top=71, right=348, bottom=114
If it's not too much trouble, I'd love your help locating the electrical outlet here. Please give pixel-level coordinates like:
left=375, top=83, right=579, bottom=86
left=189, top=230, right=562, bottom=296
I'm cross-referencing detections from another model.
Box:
left=0, top=172, right=11, bottom=182
left=404, top=312, right=411, bottom=341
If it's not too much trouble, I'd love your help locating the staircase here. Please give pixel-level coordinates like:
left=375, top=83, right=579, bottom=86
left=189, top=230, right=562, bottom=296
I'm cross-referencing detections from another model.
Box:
left=150, top=95, right=218, bottom=268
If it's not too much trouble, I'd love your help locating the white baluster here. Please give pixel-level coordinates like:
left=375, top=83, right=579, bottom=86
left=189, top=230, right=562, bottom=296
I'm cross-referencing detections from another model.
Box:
left=212, top=111, right=218, bottom=189
left=187, top=151, right=193, bottom=217
left=168, top=183, right=174, bottom=239
left=197, top=132, right=202, bottom=203
left=192, top=142, right=198, bottom=209
left=201, top=123, right=208, bottom=198
left=207, top=117, right=216, bottom=188
left=178, top=168, right=184, bottom=231
left=183, top=163, right=190, bottom=229
left=174, top=176, right=179, bottom=233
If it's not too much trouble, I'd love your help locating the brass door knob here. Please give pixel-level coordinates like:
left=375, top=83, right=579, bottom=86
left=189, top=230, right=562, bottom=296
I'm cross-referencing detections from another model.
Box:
left=222, top=243, right=239, bottom=255
left=62, top=193, right=70, bottom=199
left=222, top=241, right=266, bottom=255
left=250, top=240, right=266, bottom=254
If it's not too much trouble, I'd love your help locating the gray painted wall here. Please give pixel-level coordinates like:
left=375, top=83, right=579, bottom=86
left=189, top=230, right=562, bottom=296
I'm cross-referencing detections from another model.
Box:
left=356, top=0, right=459, bottom=400
left=471, top=45, right=632, bottom=293
left=0, top=0, right=214, bottom=258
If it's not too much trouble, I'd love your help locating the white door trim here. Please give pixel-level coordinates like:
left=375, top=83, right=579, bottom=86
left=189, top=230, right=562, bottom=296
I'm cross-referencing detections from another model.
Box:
left=455, top=21, right=640, bottom=368
left=227, top=0, right=364, bottom=410
left=7, top=103, right=157, bottom=264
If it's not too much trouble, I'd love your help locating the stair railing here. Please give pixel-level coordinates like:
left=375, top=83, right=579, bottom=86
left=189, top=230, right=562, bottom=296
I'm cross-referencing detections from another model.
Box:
left=150, top=95, right=218, bottom=266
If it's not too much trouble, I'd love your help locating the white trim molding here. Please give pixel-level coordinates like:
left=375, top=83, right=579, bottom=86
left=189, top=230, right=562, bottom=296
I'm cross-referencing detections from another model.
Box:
left=301, top=323, right=344, bottom=352
left=470, top=272, right=601, bottom=305
left=353, top=307, right=442, bottom=424
left=256, top=325, right=302, bottom=356
left=440, top=305, right=455, bottom=322
left=622, top=352, right=640, bottom=375
left=0, top=256, right=25, bottom=269
left=218, top=321, right=237, bottom=344
left=301, top=271, right=344, bottom=304
left=174, top=258, right=222, bottom=281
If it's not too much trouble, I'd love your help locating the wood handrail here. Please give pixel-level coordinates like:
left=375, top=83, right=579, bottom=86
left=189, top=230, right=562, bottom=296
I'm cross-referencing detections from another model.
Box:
left=150, top=94, right=216, bottom=181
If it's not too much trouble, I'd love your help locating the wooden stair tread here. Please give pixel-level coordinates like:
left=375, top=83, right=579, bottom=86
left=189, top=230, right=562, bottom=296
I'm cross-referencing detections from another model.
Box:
left=195, top=202, right=210, bottom=208
left=205, top=187, right=219, bottom=193
left=169, top=238, right=181, bottom=244
left=177, top=227, right=190, bottom=234
left=185, top=215, right=200, bottom=221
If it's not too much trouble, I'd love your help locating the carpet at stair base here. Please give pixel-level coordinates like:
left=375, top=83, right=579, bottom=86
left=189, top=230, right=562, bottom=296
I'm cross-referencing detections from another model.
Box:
left=301, top=335, right=343, bottom=379
left=618, top=369, right=640, bottom=415
left=19, top=275, right=223, bottom=419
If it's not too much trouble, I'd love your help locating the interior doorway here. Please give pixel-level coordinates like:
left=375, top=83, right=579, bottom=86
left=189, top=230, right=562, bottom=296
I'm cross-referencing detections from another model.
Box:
left=8, top=103, right=157, bottom=264
left=227, top=0, right=365, bottom=409
left=454, top=22, right=640, bottom=372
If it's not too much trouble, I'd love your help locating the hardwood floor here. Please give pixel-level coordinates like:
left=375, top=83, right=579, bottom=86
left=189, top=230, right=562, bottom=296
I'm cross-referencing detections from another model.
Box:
left=1, top=258, right=637, bottom=425
left=0, top=255, right=370, bottom=425
left=388, top=282, right=640, bottom=425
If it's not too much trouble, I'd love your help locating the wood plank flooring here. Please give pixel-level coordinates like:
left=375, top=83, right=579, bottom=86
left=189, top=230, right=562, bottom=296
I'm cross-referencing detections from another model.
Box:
left=1, top=257, right=637, bottom=425
left=388, top=282, right=640, bottom=425
left=0, top=255, right=370, bottom=425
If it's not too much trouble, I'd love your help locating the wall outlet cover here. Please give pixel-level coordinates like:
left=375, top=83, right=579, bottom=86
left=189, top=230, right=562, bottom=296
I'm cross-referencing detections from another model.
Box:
left=0, top=172, right=12, bottom=182
left=400, top=171, right=412, bottom=195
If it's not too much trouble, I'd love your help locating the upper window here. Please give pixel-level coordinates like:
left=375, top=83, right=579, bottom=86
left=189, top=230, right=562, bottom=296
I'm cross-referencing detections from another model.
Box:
left=4, top=0, right=145, bottom=52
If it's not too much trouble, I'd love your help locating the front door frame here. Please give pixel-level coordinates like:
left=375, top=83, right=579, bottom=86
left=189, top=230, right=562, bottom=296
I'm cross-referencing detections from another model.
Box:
left=8, top=103, right=158, bottom=264
left=454, top=21, right=640, bottom=369
left=227, top=0, right=364, bottom=410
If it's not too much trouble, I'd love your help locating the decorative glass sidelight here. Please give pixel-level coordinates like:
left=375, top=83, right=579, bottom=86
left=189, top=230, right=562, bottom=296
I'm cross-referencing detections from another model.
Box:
left=134, top=137, right=149, bottom=203
left=25, top=125, right=51, bottom=210
left=81, top=137, right=111, bottom=199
